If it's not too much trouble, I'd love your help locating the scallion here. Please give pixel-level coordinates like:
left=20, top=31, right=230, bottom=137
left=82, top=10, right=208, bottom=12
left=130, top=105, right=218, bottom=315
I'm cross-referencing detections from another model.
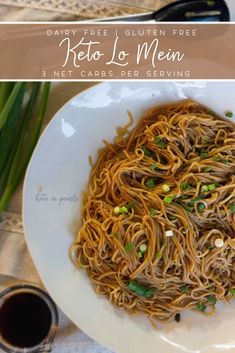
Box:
left=150, top=162, right=158, bottom=171
left=180, top=285, right=190, bottom=294
left=196, top=302, right=207, bottom=312
left=229, top=204, right=235, bottom=214
left=201, top=185, right=208, bottom=192
left=125, top=243, right=135, bottom=252
left=0, top=82, right=50, bottom=214
left=225, top=111, right=233, bottom=118
left=162, top=184, right=170, bottom=193
left=208, top=295, right=217, bottom=305
left=208, top=183, right=216, bottom=191
left=141, top=145, right=152, bottom=157
left=128, top=280, right=156, bottom=298
left=150, top=208, right=156, bottom=216
left=155, top=136, right=167, bottom=149
left=199, top=149, right=208, bottom=159
left=146, top=179, right=155, bottom=189
left=230, top=288, right=235, bottom=295
left=139, top=243, right=147, bottom=253
left=156, top=252, right=162, bottom=259
left=180, top=182, right=191, bottom=191
left=164, top=195, right=173, bottom=204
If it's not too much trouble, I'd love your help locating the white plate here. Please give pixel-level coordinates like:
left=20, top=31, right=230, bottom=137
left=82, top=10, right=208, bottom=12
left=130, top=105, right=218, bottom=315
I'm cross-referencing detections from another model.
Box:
left=23, top=82, right=235, bottom=353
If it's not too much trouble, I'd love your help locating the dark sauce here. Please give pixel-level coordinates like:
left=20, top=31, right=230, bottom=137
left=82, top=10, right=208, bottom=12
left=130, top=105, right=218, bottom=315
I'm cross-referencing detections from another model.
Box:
left=0, top=293, right=52, bottom=348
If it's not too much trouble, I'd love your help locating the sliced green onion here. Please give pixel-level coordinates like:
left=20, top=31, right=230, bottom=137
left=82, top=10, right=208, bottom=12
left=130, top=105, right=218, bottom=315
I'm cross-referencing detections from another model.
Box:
left=125, top=243, right=135, bottom=252
left=150, top=162, right=158, bottom=171
left=188, top=194, right=205, bottom=206
left=114, top=206, right=121, bottom=215
left=126, top=202, right=134, bottom=210
left=150, top=208, right=156, bottom=216
left=203, top=166, right=213, bottom=173
left=155, top=136, right=167, bottom=149
left=162, top=184, right=170, bottom=193
left=201, top=185, right=208, bottom=192
left=128, top=280, right=156, bottom=298
left=230, top=288, right=235, bottom=295
left=119, top=206, right=128, bottom=214
left=146, top=179, right=155, bottom=189
left=141, top=145, right=152, bottom=157
left=208, top=184, right=216, bottom=191
left=208, top=244, right=214, bottom=250
left=212, top=156, right=229, bottom=164
left=137, top=251, right=142, bottom=258
left=225, top=111, right=233, bottom=118
left=208, top=295, right=217, bottom=305
left=110, top=232, right=118, bottom=238
left=229, top=204, right=235, bottom=214
left=180, top=182, right=191, bottom=191
left=156, top=252, right=162, bottom=259
left=198, top=203, right=205, bottom=213
left=180, top=285, right=190, bottom=294
left=164, top=195, right=173, bottom=204
left=196, top=302, right=207, bottom=312
left=139, top=243, right=147, bottom=253
left=199, top=149, right=208, bottom=159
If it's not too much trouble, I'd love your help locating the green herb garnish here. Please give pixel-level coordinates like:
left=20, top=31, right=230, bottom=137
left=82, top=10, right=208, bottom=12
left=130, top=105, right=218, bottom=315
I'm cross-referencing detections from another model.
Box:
left=126, top=203, right=134, bottom=210
left=180, top=285, right=190, bottom=294
left=150, top=208, right=156, bottom=216
left=176, top=202, right=193, bottom=213
left=141, top=145, right=152, bottom=157
left=150, top=162, right=158, bottom=171
left=146, top=179, right=155, bottom=189
left=225, top=111, right=233, bottom=118
left=198, top=203, right=205, bottom=213
left=199, top=149, right=208, bottom=159
left=155, top=136, right=167, bottom=149
left=125, top=243, right=135, bottom=252
left=196, top=302, right=207, bottom=312
left=188, top=194, right=204, bottom=206
left=164, top=195, right=173, bottom=204
left=180, top=194, right=189, bottom=200
left=174, top=313, right=181, bottom=323
left=230, top=288, right=235, bottom=295
left=208, top=295, right=217, bottom=305
left=208, top=184, right=216, bottom=191
left=156, top=252, right=162, bottom=260
left=119, top=206, right=129, bottom=214
left=208, top=244, right=214, bottom=250
left=128, top=280, right=156, bottom=298
left=229, top=204, right=235, bottom=214
left=203, top=166, right=213, bottom=173
left=212, top=156, right=229, bottom=164
left=180, top=182, right=191, bottom=191
left=110, top=232, right=118, bottom=238
left=201, top=185, right=208, bottom=193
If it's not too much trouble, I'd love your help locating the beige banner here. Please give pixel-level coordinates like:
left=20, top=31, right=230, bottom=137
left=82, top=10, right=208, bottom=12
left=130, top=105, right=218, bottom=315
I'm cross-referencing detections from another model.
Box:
left=0, top=23, right=235, bottom=80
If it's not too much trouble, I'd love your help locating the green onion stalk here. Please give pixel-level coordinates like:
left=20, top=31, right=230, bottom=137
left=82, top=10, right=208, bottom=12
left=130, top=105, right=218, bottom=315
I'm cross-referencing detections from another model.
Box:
left=0, top=82, right=51, bottom=214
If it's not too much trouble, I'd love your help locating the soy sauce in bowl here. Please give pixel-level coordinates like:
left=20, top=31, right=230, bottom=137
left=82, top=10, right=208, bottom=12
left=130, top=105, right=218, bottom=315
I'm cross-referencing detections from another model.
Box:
left=0, top=285, right=58, bottom=353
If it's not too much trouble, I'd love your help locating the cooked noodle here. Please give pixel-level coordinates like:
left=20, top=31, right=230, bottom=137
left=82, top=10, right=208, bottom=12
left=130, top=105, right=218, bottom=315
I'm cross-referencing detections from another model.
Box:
left=70, top=100, right=235, bottom=322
